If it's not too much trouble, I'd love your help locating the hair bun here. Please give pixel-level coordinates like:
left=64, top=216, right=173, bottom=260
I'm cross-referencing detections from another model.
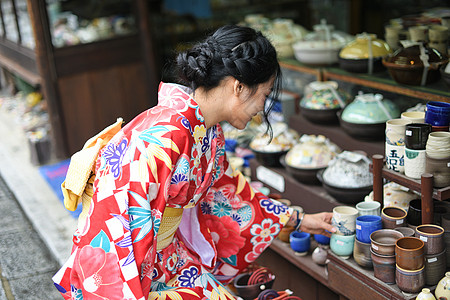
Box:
left=177, top=42, right=214, bottom=85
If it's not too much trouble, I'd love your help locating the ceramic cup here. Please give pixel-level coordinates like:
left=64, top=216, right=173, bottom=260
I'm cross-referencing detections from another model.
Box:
left=429, top=25, right=449, bottom=55
left=330, top=233, right=355, bottom=258
left=332, top=206, right=359, bottom=236
left=370, top=247, right=396, bottom=284
left=289, top=231, right=311, bottom=255
left=415, top=224, right=445, bottom=255
left=278, top=226, right=295, bottom=243
left=425, top=154, right=450, bottom=188
left=385, top=143, right=405, bottom=173
left=395, top=265, right=425, bottom=294
left=356, top=215, right=383, bottom=243
left=425, top=249, right=447, bottom=286
left=404, top=148, right=427, bottom=179
left=386, top=118, right=411, bottom=146
left=370, top=229, right=404, bottom=256
left=401, top=111, right=426, bottom=123
left=381, top=206, right=407, bottom=229
left=395, top=236, right=425, bottom=270
left=407, top=199, right=422, bottom=226
left=394, top=227, right=415, bottom=237
left=356, top=201, right=381, bottom=216
left=405, top=123, right=432, bottom=150
left=425, top=101, right=450, bottom=127
left=409, top=25, right=428, bottom=42
left=314, top=233, right=331, bottom=245
left=353, top=239, right=373, bottom=269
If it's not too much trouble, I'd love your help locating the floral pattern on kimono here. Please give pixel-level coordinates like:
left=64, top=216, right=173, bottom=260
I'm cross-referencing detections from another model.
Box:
left=53, top=82, right=291, bottom=300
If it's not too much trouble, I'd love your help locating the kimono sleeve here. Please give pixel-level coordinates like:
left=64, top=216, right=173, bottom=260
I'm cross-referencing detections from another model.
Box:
left=204, top=147, right=293, bottom=283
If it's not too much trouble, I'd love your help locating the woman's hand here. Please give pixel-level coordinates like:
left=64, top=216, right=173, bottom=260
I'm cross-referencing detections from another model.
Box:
left=299, top=212, right=336, bottom=237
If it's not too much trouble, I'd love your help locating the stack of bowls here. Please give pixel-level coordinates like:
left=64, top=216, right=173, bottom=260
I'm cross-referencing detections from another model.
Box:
left=415, top=224, right=446, bottom=286
left=395, top=237, right=425, bottom=293
left=353, top=215, right=382, bottom=268
left=425, top=131, right=450, bottom=188
left=370, top=229, right=404, bottom=284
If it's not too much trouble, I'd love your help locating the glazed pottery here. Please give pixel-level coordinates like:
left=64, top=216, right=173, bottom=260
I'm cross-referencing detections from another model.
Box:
left=395, top=227, right=416, bottom=237
left=370, top=228, right=404, bottom=256
left=425, top=102, right=450, bottom=127
left=405, top=123, right=432, bottom=150
left=314, top=233, right=331, bottom=245
left=370, top=247, right=396, bottom=284
left=312, top=245, right=329, bottom=265
left=402, top=111, right=426, bottom=123
left=404, top=148, right=427, bottom=179
left=381, top=206, right=407, bottom=229
left=365, top=182, right=417, bottom=212
left=353, top=239, right=373, bottom=268
left=407, top=199, right=423, bottom=226
left=356, top=215, right=382, bottom=243
left=385, top=118, right=411, bottom=146
left=435, top=272, right=450, bottom=300
left=234, top=272, right=275, bottom=300
left=396, top=265, right=425, bottom=294
left=426, top=131, right=450, bottom=160
left=415, top=224, right=445, bottom=255
left=278, top=226, right=295, bottom=243
left=332, top=206, right=359, bottom=236
left=341, top=92, right=400, bottom=124
left=408, top=25, right=428, bottom=42
left=425, top=249, right=447, bottom=286
left=289, top=231, right=311, bottom=255
left=382, top=43, right=448, bottom=86
left=356, top=201, right=381, bottom=216
left=416, top=288, right=437, bottom=300
left=428, top=25, right=449, bottom=55
left=330, top=233, right=355, bottom=258
left=395, top=236, right=425, bottom=270
left=385, top=143, right=405, bottom=173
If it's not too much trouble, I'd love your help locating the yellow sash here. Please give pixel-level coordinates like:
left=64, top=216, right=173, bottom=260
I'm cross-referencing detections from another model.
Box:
left=156, top=206, right=184, bottom=250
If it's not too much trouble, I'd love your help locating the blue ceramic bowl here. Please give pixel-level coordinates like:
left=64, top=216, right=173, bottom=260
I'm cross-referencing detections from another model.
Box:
left=356, top=215, right=382, bottom=243
left=314, top=233, right=331, bottom=245
left=290, top=231, right=311, bottom=254
left=425, top=101, right=450, bottom=126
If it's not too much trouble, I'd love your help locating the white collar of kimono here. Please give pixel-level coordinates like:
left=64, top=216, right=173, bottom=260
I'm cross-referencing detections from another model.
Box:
left=179, top=207, right=215, bottom=267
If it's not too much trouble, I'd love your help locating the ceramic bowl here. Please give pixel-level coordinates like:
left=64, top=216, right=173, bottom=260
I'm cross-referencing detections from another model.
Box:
left=396, top=265, right=425, bottom=294
left=383, top=44, right=448, bottom=86
left=281, top=155, right=324, bottom=185
left=370, top=247, right=396, bottom=284
left=317, top=170, right=373, bottom=204
left=252, top=149, right=288, bottom=168
left=339, top=57, right=386, bottom=73
left=381, top=206, right=407, bottom=229
left=370, top=229, right=404, bottom=256
left=395, top=236, right=425, bottom=270
left=289, top=231, right=311, bottom=255
left=353, top=239, right=373, bottom=268
left=233, top=272, right=275, bottom=300
left=338, top=114, right=386, bottom=140
left=415, top=224, right=445, bottom=255
left=314, top=233, right=331, bottom=245
left=341, top=93, right=400, bottom=124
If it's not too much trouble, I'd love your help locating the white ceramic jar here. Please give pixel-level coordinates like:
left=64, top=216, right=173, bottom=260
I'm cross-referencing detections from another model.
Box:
left=435, top=272, right=450, bottom=299
left=416, top=288, right=436, bottom=300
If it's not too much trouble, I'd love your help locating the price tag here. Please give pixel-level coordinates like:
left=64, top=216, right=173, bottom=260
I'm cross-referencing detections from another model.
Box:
left=356, top=224, right=361, bottom=230
left=420, top=235, right=428, bottom=242
left=396, top=219, right=404, bottom=225
left=428, top=257, right=437, bottom=263
left=256, top=166, right=285, bottom=192
left=336, top=240, right=344, bottom=246
left=405, top=130, right=412, bottom=136
left=372, top=244, right=378, bottom=250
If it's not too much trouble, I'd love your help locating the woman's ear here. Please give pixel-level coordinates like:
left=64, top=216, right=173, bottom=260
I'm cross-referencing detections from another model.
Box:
left=233, top=79, right=243, bottom=96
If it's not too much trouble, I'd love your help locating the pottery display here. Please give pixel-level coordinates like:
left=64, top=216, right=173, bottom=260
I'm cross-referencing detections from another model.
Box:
left=382, top=43, right=448, bottom=86
left=292, top=19, right=353, bottom=65
left=370, top=229, right=404, bottom=256
left=299, top=81, right=351, bottom=124
left=435, top=272, right=450, bottom=300
left=339, top=33, right=392, bottom=73
left=340, top=92, right=400, bottom=140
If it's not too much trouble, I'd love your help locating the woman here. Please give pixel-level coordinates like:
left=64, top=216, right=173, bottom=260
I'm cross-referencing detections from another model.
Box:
left=53, top=25, right=336, bottom=300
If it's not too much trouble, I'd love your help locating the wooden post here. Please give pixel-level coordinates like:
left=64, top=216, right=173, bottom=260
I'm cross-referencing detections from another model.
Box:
left=421, top=173, right=434, bottom=225
left=372, top=154, right=384, bottom=205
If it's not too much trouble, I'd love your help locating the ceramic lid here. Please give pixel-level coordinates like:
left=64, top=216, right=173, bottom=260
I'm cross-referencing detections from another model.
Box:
left=384, top=42, right=447, bottom=67
left=339, top=33, right=392, bottom=59
left=300, top=81, right=350, bottom=110
left=341, top=92, right=400, bottom=124
left=293, top=19, right=353, bottom=50
left=249, top=122, right=299, bottom=152
left=285, top=134, right=341, bottom=169
left=322, top=151, right=373, bottom=188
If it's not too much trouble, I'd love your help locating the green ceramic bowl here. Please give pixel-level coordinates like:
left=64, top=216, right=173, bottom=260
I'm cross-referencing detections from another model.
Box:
left=341, top=93, right=400, bottom=124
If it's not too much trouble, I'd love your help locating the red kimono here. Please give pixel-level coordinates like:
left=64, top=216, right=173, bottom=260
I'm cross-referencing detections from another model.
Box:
left=53, top=82, right=291, bottom=299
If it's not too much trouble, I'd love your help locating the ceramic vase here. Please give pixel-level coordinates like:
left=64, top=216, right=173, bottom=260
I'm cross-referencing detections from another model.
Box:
left=312, top=245, right=329, bottom=265
left=435, top=272, right=450, bottom=300
left=416, top=288, right=436, bottom=300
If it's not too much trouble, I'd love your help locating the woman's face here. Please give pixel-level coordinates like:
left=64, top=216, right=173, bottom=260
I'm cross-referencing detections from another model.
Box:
left=227, top=78, right=275, bottom=130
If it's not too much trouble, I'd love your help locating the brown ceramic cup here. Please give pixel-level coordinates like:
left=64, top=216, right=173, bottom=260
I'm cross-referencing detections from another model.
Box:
left=395, top=264, right=425, bottom=294
left=381, top=206, right=407, bottom=229
left=370, top=229, right=404, bottom=256
left=395, top=236, right=425, bottom=270
left=370, top=247, right=396, bottom=284
left=415, top=224, right=445, bottom=255
left=425, top=249, right=447, bottom=286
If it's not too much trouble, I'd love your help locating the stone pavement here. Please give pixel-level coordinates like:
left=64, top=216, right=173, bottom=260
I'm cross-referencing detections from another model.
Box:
left=0, top=106, right=77, bottom=299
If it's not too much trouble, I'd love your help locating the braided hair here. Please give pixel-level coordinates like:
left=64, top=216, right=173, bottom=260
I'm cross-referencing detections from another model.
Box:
left=176, top=25, right=282, bottom=134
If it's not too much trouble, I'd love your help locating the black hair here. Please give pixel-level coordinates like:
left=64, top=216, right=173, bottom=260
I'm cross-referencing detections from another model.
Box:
left=176, top=24, right=282, bottom=136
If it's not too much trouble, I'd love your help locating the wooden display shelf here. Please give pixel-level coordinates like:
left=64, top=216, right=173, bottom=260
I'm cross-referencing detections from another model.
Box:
left=327, top=252, right=417, bottom=300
